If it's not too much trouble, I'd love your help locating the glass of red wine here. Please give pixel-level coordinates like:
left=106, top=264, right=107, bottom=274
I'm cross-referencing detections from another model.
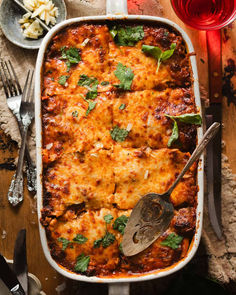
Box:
left=171, top=0, right=236, bottom=30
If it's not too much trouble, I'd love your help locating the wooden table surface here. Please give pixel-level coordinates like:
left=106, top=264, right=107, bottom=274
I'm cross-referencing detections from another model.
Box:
left=0, top=1, right=236, bottom=294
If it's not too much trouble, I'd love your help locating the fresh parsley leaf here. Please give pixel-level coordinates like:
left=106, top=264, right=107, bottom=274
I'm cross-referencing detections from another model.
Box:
left=60, top=47, right=81, bottom=70
left=73, top=234, right=88, bottom=244
left=110, top=25, right=144, bottom=46
left=113, top=215, right=128, bottom=235
left=160, top=233, right=183, bottom=250
left=101, top=81, right=109, bottom=86
left=104, top=214, right=113, bottom=224
left=74, top=253, right=90, bottom=273
left=168, top=119, right=179, bottom=147
left=119, top=103, right=126, bottom=110
left=165, top=114, right=202, bottom=125
left=94, top=238, right=103, bottom=248
left=102, top=232, right=116, bottom=248
left=72, top=110, right=78, bottom=117
left=114, top=63, right=134, bottom=90
left=85, top=101, right=97, bottom=116
left=58, top=75, right=69, bottom=86
left=142, top=43, right=176, bottom=73
left=110, top=125, right=129, bottom=142
left=57, top=237, right=71, bottom=250
left=86, top=83, right=98, bottom=100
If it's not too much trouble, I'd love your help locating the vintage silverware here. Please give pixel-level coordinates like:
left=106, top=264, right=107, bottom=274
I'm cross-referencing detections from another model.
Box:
left=13, top=229, right=28, bottom=295
left=122, top=122, right=220, bottom=256
left=0, top=254, right=25, bottom=295
left=8, top=70, right=35, bottom=206
left=206, top=30, right=223, bottom=240
left=0, top=60, right=36, bottom=193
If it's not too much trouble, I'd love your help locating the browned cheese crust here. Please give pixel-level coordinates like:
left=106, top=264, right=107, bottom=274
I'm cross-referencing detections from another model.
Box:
left=41, top=22, right=199, bottom=277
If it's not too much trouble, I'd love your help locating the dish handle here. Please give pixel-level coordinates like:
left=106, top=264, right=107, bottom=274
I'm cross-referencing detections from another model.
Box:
left=106, top=0, right=128, bottom=15
left=108, top=283, right=130, bottom=295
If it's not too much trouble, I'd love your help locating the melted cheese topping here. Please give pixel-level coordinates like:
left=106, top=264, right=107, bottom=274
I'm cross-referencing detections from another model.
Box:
left=41, top=22, right=198, bottom=277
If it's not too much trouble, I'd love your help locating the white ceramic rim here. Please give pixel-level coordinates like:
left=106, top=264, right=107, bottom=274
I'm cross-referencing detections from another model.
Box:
left=35, top=13, right=204, bottom=284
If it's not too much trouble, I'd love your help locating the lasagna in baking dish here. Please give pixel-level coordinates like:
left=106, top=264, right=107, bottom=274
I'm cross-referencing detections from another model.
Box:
left=41, top=22, right=201, bottom=277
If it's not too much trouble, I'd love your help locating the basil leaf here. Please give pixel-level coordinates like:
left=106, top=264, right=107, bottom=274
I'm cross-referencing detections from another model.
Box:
left=110, top=25, right=144, bottom=46
left=73, top=234, right=88, bottom=244
left=166, top=114, right=202, bottom=125
left=168, top=119, right=179, bottom=147
left=58, top=75, right=69, bottom=86
left=57, top=237, right=71, bottom=250
left=94, top=238, right=103, bottom=248
left=72, top=110, right=78, bottom=117
left=142, top=43, right=176, bottom=73
left=85, top=101, right=97, bottom=116
left=110, top=125, right=129, bottom=142
left=113, top=215, right=128, bottom=235
left=114, top=63, right=134, bottom=90
left=74, top=253, right=90, bottom=273
left=160, top=233, right=183, bottom=250
left=119, top=103, right=126, bottom=110
left=104, top=214, right=113, bottom=224
left=161, top=43, right=176, bottom=61
left=102, top=232, right=116, bottom=248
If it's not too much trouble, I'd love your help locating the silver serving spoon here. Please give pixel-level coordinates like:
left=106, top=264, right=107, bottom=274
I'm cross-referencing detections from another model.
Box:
left=122, top=122, right=220, bottom=256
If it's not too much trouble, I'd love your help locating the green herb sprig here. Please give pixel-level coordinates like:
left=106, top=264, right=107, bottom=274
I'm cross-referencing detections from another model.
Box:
left=114, top=63, right=134, bottom=90
left=110, top=125, right=129, bottom=142
left=60, top=47, right=81, bottom=71
left=74, top=253, right=90, bottom=273
left=142, top=43, right=176, bottom=73
left=110, top=25, right=144, bottom=46
left=160, top=233, right=183, bottom=250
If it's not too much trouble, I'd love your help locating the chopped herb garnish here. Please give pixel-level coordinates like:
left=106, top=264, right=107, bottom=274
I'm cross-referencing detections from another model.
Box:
left=94, top=238, right=103, bottom=248
left=57, top=237, right=71, bottom=250
left=104, top=214, right=114, bottom=224
left=110, top=25, right=144, bottom=46
left=110, top=125, right=129, bottom=142
left=165, top=113, right=202, bottom=147
left=73, top=234, right=88, bottom=244
left=74, top=253, right=90, bottom=273
left=72, top=110, right=78, bottom=117
left=168, top=119, right=179, bottom=148
left=102, top=232, right=116, bottom=248
left=60, top=47, right=81, bottom=71
left=51, top=77, right=55, bottom=81
left=119, top=103, right=126, bottom=110
left=160, top=233, right=183, bottom=249
left=58, top=75, right=69, bottom=86
left=113, top=215, right=128, bottom=235
left=142, top=43, right=176, bottom=73
left=101, top=81, right=109, bottom=86
left=119, top=243, right=123, bottom=253
left=114, top=63, right=134, bottom=90
left=165, top=114, right=202, bottom=125
left=78, top=74, right=98, bottom=100
left=85, top=100, right=97, bottom=116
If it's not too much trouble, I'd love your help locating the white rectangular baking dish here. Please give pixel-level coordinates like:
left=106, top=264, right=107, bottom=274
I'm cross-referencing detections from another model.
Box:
left=35, top=0, right=204, bottom=286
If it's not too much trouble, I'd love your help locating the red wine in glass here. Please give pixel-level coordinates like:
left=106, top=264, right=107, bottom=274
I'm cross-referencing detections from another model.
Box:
left=171, top=0, right=236, bottom=30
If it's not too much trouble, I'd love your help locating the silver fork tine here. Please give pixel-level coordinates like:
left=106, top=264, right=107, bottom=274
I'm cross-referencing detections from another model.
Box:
left=8, top=60, right=22, bottom=95
left=22, top=70, right=31, bottom=103
left=5, top=61, right=18, bottom=96
left=25, top=70, right=34, bottom=102
left=1, top=61, right=14, bottom=97
left=0, top=65, right=9, bottom=98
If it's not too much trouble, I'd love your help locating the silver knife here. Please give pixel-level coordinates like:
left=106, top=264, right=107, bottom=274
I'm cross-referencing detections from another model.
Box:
left=13, top=229, right=28, bottom=295
left=206, top=30, right=223, bottom=239
left=0, top=254, right=25, bottom=295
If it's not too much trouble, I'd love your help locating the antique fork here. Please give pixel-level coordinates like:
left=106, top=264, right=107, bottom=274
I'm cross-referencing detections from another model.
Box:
left=7, top=71, right=35, bottom=206
left=0, top=60, right=36, bottom=193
